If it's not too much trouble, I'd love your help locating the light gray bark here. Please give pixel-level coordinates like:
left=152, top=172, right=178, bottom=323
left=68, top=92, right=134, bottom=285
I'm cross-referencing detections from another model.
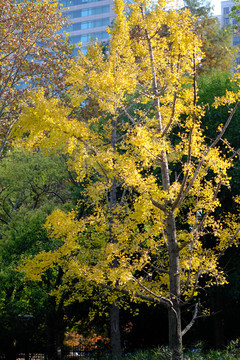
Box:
left=141, top=6, right=183, bottom=358
left=166, top=210, right=183, bottom=360
left=109, top=118, right=122, bottom=359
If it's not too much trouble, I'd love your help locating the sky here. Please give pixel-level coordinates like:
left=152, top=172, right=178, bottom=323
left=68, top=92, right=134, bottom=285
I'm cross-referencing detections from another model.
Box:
left=211, top=0, right=221, bottom=15
left=175, top=0, right=222, bottom=16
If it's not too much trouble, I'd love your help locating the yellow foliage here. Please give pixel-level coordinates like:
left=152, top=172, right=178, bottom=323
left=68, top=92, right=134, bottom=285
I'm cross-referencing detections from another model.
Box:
left=16, top=0, right=239, bottom=309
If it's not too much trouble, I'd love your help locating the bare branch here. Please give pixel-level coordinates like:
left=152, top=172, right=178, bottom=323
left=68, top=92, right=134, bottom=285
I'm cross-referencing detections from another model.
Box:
left=210, top=102, right=239, bottom=150
left=122, top=106, right=136, bottom=125
left=150, top=263, right=170, bottom=274
left=96, top=160, right=109, bottom=181
left=143, top=145, right=162, bottom=161
left=173, top=100, right=239, bottom=210
left=182, top=303, right=198, bottom=336
left=120, top=187, right=127, bottom=206
left=100, top=282, right=162, bottom=304
left=132, top=276, right=172, bottom=307
left=150, top=197, right=165, bottom=211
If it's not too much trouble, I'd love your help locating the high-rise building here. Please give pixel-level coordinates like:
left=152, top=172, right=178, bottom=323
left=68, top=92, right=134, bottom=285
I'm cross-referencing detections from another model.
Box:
left=60, top=0, right=115, bottom=53
left=221, top=0, right=232, bottom=27
left=221, top=1, right=240, bottom=66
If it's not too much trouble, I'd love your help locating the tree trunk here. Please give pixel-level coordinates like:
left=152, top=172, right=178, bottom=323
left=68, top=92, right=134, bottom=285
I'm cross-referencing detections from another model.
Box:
left=46, top=299, right=65, bottom=360
left=141, top=6, right=183, bottom=358
left=109, top=118, right=122, bottom=359
left=167, top=210, right=183, bottom=360
left=168, top=304, right=182, bottom=360
left=110, top=303, right=122, bottom=359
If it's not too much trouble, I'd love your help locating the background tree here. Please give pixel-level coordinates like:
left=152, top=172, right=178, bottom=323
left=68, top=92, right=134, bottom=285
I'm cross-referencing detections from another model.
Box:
left=184, top=0, right=236, bottom=73
left=0, top=0, right=72, bottom=155
left=14, top=1, right=240, bottom=359
left=194, top=69, right=240, bottom=348
left=0, top=148, right=76, bottom=358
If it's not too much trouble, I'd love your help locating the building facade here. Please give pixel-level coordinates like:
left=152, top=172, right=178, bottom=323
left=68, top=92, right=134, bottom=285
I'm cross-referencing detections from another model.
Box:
left=221, top=0, right=232, bottom=27
left=60, top=0, right=115, bottom=53
left=221, top=1, right=240, bottom=66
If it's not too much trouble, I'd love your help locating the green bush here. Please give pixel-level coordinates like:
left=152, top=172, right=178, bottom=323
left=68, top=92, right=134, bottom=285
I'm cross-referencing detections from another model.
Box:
left=88, top=341, right=240, bottom=360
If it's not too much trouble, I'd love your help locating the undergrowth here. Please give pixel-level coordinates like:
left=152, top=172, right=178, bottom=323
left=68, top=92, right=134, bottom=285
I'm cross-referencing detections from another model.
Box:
left=121, top=341, right=240, bottom=360
left=89, top=340, right=240, bottom=360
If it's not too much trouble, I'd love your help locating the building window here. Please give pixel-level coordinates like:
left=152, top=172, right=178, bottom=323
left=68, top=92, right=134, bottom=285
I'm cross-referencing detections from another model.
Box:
left=64, top=17, right=110, bottom=31
left=71, top=30, right=109, bottom=43
left=223, top=7, right=230, bottom=14
left=224, top=17, right=230, bottom=25
left=61, top=0, right=103, bottom=6
left=66, top=5, right=110, bottom=18
left=80, top=17, right=109, bottom=30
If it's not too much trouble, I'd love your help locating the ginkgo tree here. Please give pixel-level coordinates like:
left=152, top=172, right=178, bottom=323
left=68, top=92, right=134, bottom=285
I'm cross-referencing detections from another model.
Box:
left=15, top=0, right=240, bottom=359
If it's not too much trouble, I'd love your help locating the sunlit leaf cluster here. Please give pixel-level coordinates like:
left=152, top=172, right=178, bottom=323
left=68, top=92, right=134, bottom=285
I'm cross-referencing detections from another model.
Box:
left=15, top=0, right=240, bottom=315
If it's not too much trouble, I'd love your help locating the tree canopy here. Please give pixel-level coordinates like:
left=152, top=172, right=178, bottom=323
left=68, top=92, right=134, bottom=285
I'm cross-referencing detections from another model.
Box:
left=0, top=0, right=72, bottom=155
left=184, top=0, right=236, bottom=73
left=9, top=0, right=240, bottom=359
left=0, top=148, right=77, bottom=358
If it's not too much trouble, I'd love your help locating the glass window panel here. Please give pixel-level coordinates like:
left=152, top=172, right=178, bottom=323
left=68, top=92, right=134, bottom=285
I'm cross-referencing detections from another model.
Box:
left=67, top=5, right=110, bottom=18
left=81, top=8, right=89, bottom=16
left=71, top=30, right=109, bottom=43
left=71, top=17, right=109, bottom=30
left=223, top=7, right=229, bottom=14
left=61, top=0, right=104, bottom=7
left=224, top=18, right=230, bottom=25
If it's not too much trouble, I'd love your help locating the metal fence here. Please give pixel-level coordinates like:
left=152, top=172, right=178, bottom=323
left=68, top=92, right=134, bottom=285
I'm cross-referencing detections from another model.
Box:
left=17, top=354, right=47, bottom=360
left=0, top=345, right=109, bottom=360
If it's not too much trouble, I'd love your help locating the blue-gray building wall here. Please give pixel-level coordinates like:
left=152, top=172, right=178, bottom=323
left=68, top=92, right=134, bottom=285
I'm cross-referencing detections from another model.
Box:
left=60, top=0, right=115, bottom=52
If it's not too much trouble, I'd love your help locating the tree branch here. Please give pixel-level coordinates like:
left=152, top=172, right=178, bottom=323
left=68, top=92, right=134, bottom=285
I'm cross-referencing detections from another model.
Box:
left=182, top=303, right=198, bottom=336
left=132, top=276, right=172, bottom=307
left=173, top=100, right=239, bottom=210
left=210, top=101, right=239, bottom=150
left=150, top=263, right=170, bottom=274
left=150, top=197, right=165, bottom=211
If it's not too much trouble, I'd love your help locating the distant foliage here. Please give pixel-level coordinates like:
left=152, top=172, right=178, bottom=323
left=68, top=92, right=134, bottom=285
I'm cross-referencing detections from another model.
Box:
left=14, top=0, right=240, bottom=359
left=0, top=0, right=72, bottom=154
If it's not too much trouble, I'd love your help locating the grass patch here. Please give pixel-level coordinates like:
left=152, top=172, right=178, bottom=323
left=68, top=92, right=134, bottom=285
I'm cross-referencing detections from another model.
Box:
left=122, top=342, right=240, bottom=360
left=92, top=341, right=240, bottom=359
